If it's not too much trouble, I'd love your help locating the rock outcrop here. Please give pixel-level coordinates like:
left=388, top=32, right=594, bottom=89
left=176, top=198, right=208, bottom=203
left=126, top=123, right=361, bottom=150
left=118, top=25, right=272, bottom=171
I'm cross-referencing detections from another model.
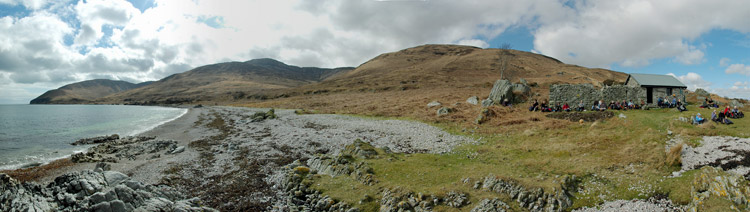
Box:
left=471, top=175, right=577, bottom=212
left=71, top=136, right=182, bottom=163
left=488, top=80, right=531, bottom=105
left=689, top=166, right=750, bottom=211
left=71, top=134, right=120, bottom=145
left=0, top=170, right=216, bottom=211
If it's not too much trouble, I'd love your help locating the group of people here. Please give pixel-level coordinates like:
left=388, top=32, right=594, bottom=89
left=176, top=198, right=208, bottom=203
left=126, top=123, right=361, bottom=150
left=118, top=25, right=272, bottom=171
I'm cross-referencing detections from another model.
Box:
left=699, top=98, right=720, bottom=108
left=528, top=99, right=572, bottom=112
left=528, top=99, right=648, bottom=112
left=694, top=106, right=744, bottom=125
left=656, top=95, right=688, bottom=112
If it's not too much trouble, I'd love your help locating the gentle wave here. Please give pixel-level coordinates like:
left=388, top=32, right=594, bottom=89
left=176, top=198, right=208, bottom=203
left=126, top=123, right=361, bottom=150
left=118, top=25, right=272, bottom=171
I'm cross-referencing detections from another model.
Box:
left=125, top=108, right=188, bottom=136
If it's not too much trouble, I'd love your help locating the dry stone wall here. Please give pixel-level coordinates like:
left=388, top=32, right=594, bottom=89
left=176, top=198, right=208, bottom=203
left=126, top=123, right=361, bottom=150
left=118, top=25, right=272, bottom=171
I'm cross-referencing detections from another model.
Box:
left=549, top=84, right=646, bottom=107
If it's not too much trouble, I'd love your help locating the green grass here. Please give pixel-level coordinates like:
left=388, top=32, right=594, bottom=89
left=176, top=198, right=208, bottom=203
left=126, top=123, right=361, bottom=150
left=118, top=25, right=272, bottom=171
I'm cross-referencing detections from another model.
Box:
left=309, top=105, right=750, bottom=211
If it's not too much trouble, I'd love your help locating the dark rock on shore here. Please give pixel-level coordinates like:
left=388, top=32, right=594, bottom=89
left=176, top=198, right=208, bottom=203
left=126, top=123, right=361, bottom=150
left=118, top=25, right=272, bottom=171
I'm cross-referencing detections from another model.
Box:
left=72, top=134, right=120, bottom=145
left=0, top=169, right=216, bottom=211
left=71, top=136, right=182, bottom=163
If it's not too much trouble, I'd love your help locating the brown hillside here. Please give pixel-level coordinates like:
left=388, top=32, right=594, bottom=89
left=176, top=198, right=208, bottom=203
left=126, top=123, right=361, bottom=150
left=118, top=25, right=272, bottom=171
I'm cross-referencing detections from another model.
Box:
left=30, top=79, right=150, bottom=104
left=97, top=58, right=353, bottom=104
left=240, top=44, right=627, bottom=119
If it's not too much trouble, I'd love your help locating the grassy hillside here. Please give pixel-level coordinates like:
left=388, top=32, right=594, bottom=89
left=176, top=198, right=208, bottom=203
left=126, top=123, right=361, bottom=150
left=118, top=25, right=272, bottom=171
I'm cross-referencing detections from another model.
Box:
left=240, top=45, right=627, bottom=118
left=305, top=105, right=749, bottom=211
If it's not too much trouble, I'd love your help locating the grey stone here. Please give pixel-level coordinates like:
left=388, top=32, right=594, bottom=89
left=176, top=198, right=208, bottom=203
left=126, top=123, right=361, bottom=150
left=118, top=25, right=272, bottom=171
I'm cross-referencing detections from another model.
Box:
left=519, top=78, right=528, bottom=85
left=170, top=146, right=185, bottom=154
left=103, top=171, right=129, bottom=186
left=437, top=107, right=453, bottom=116
left=467, top=96, right=479, bottom=105
left=427, top=101, right=442, bottom=108
left=488, top=80, right=513, bottom=104
left=481, top=99, right=493, bottom=107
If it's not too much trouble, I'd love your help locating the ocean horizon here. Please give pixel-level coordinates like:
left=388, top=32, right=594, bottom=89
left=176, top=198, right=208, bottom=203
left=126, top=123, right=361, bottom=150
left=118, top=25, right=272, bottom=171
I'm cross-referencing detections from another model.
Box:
left=0, top=104, right=187, bottom=170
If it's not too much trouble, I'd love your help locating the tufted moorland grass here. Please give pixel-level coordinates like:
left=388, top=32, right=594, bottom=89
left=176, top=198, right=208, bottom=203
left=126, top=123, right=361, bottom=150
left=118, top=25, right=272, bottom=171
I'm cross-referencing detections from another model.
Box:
left=308, top=105, right=749, bottom=211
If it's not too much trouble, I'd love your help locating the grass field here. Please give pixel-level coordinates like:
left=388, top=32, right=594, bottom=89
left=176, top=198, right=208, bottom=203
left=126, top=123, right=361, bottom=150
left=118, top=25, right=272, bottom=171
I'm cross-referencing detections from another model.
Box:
left=306, top=105, right=749, bottom=211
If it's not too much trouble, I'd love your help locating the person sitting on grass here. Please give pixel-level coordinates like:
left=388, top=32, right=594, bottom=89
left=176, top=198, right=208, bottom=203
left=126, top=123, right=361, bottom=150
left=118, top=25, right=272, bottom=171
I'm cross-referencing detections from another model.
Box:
left=577, top=100, right=585, bottom=112
left=529, top=99, right=539, bottom=111
left=700, top=99, right=709, bottom=108
left=657, top=97, right=664, bottom=107
left=627, top=100, right=634, bottom=109
left=592, top=100, right=599, bottom=111
left=731, top=106, right=744, bottom=118
left=540, top=100, right=550, bottom=112
left=562, top=102, right=571, bottom=112
left=694, top=113, right=705, bottom=125
left=552, top=102, right=562, bottom=112
left=502, top=98, right=511, bottom=107
left=639, top=99, right=645, bottom=109
left=598, top=100, right=607, bottom=111
left=671, top=96, right=678, bottom=108
left=677, top=100, right=687, bottom=112
left=711, top=110, right=718, bottom=122
left=724, top=106, right=731, bottom=117
left=708, top=98, right=718, bottom=108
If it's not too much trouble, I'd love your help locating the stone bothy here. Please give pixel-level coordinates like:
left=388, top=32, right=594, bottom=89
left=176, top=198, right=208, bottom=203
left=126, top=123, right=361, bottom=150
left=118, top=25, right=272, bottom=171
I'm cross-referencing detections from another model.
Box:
left=624, top=73, right=687, bottom=104
left=549, top=73, right=687, bottom=106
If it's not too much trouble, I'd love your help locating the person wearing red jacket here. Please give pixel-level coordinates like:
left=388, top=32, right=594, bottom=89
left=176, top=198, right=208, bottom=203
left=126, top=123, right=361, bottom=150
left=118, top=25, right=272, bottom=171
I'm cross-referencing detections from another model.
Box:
left=562, top=102, right=571, bottom=112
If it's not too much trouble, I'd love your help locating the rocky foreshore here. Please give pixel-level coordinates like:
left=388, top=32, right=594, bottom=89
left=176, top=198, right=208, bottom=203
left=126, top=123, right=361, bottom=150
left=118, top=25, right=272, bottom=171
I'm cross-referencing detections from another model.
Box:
left=0, top=164, right=215, bottom=211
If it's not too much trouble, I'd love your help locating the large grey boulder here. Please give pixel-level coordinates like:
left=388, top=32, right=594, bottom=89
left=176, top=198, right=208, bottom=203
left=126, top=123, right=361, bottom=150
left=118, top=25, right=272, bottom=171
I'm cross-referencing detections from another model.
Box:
left=481, top=99, right=493, bottom=108
left=487, top=80, right=513, bottom=104
left=695, top=88, right=710, bottom=97
left=427, top=101, right=442, bottom=108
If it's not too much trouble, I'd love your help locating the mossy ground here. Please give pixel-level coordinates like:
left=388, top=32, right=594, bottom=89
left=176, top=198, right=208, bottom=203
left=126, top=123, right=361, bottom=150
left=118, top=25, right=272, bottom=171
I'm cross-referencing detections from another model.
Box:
left=309, top=105, right=750, bottom=211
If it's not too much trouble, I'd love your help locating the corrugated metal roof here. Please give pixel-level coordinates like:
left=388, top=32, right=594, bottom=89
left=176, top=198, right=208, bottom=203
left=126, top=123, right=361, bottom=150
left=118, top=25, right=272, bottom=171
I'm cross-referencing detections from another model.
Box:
left=627, top=73, right=687, bottom=88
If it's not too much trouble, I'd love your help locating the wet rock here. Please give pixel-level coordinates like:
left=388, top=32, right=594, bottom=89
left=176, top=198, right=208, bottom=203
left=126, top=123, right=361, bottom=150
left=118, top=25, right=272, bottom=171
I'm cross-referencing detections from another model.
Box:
left=72, top=151, right=117, bottom=163
left=72, top=134, right=119, bottom=145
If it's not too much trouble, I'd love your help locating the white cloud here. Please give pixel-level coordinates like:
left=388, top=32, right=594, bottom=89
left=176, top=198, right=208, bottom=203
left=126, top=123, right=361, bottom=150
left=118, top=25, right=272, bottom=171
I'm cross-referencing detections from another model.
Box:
left=533, top=0, right=750, bottom=68
left=73, top=0, right=139, bottom=47
left=456, top=39, right=490, bottom=48
left=668, top=72, right=712, bottom=91
left=720, top=58, right=731, bottom=67
left=725, top=64, right=750, bottom=76
left=0, top=0, right=50, bottom=10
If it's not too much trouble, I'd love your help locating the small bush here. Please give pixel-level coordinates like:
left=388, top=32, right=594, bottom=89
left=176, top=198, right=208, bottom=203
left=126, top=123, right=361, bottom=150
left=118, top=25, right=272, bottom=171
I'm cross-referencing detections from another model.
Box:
left=666, top=143, right=684, bottom=166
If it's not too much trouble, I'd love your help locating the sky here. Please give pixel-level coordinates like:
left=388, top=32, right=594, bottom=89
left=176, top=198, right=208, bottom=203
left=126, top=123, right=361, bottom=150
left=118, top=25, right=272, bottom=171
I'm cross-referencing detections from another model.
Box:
left=0, top=0, right=749, bottom=104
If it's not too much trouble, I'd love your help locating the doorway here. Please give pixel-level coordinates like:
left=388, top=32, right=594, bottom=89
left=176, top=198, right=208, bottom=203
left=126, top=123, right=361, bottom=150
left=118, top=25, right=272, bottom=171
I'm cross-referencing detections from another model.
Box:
left=647, top=87, right=653, bottom=104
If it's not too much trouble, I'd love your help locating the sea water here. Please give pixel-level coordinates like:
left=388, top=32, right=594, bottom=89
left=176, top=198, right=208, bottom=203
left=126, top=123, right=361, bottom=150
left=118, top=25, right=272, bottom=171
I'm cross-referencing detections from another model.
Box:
left=0, top=104, right=187, bottom=170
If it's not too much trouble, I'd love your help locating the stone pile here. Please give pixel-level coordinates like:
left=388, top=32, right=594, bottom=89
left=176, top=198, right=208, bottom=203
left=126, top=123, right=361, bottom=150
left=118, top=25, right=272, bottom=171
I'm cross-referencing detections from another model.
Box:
left=471, top=198, right=510, bottom=212
left=0, top=169, right=216, bottom=211
left=274, top=161, right=357, bottom=212
left=472, top=174, right=577, bottom=212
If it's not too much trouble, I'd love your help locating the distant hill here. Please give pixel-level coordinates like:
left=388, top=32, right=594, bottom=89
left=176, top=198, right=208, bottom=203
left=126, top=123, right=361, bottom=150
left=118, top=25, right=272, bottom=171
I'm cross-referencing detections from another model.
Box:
left=96, top=58, right=353, bottom=104
left=245, top=44, right=628, bottom=117
left=30, top=79, right=151, bottom=104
